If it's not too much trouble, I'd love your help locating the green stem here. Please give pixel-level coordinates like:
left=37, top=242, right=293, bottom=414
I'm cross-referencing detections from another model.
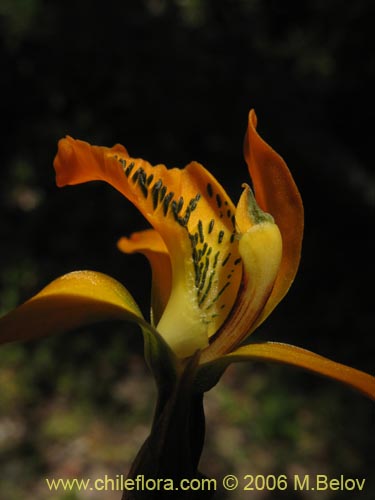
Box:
left=122, top=355, right=212, bottom=500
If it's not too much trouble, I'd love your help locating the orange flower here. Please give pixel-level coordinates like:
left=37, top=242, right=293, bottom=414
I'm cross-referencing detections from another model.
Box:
left=1, top=110, right=373, bottom=399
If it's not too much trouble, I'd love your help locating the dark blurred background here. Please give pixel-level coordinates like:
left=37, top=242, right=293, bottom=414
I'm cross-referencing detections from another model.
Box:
left=0, top=1, right=374, bottom=499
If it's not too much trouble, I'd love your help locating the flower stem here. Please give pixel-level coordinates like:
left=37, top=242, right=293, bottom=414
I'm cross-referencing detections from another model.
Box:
left=122, top=354, right=213, bottom=499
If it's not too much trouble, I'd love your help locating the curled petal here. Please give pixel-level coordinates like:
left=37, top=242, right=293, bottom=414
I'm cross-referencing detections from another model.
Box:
left=202, top=186, right=282, bottom=360
left=196, top=342, right=375, bottom=399
left=54, top=138, right=242, bottom=357
left=0, top=271, right=145, bottom=344
left=244, top=110, right=304, bottom=328
left=118, top=229, right=172, bottom=326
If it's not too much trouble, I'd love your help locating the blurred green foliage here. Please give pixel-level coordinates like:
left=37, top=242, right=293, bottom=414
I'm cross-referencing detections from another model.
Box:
left=0, top=0, right=374, bottom=498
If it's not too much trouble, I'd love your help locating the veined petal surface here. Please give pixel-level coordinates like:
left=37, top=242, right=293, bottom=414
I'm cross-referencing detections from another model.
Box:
left=202, top=186, right=282, bottom=360
left=54, top=138, right=242, bottom=357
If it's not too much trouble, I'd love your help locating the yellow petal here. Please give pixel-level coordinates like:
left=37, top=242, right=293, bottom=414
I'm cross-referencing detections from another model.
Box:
left=244, top=110, right=304, bottom=328
left=209, top=342, right=375, bottom=399
left=118, top=229, right=172, bottom=326
left=202, top=186, right=282, bottom=361
left=54, top=138, right=242, bottom=357
left=0, top=271, right=145, bottom=344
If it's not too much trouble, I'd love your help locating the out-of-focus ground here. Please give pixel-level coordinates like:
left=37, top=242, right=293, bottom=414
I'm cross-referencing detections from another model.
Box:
left=0, top=332, right=373, bottom=499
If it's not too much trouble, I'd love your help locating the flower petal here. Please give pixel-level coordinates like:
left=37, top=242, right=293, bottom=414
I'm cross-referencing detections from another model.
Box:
left=54, top=138, right=243, bottom=357
left=196, top=342, right=375, bottom=399
left=244, top=110, right=304, bottom=328
left=0, top=270, right=145, bottom=344
left=0, top=270, right=179, bottom=389
left=202, top=186, right=282, bottom=360
left=118, top=229, right=172, bottom=326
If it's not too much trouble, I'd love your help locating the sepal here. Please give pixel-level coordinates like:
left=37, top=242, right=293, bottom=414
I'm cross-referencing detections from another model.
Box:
left=195, top=341, right=375, bottom=399
left=244, top=110, right=304, bottom=329
left=0, top=271, right=144, bottom=344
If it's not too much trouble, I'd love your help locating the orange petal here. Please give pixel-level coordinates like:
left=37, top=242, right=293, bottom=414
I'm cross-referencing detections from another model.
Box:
left=54, top=138, right=242, bottom=357
left=0, top=271, right=147, bottom=344
left=118, top=229, right=172, bottom=326
left=244, top=110, right=304, bottom=328
left=208, top=342, right=375, bottom=399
